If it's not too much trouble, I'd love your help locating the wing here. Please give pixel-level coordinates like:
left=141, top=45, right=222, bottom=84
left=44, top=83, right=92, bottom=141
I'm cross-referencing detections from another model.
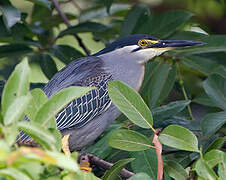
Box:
left=56, top=73, right=112, bottom=130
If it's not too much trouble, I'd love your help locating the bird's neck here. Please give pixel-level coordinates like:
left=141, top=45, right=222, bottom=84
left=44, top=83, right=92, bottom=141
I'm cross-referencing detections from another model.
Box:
left=98, top=54, right=145, bottom=91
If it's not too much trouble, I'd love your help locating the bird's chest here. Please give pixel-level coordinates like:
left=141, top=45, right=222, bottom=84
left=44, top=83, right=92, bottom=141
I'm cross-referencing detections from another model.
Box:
left=106, top=62, right=145, bottom=92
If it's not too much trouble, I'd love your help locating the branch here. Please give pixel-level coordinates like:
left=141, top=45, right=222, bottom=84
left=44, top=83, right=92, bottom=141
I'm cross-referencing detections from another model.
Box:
left=78, top=153, right=135, bottom=179
left=50, top=0, right=90, bottom=56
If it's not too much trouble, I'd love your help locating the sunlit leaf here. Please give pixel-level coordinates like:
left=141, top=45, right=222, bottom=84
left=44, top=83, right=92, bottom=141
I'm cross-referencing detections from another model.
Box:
left=17, top=121, right=57, bottom=150
left=34, top=86, right=94, bottom=126
left=108, top=81, right=153, bottom=128
left=108, top=129, right=153, bottom=151
left=1, top=58, right=30, bottom=116
left=0, top=168, right=31, bottom=180
left=4, top=95, right=31, bottom=125
left=25, top=0, right=51, bottom=9
left=159, top=125, right=199, bottom=152
left=195, top=158, right=218, bottom=180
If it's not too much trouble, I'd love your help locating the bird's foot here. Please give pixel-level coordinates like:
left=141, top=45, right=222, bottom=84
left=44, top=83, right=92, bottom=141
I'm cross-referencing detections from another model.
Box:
left=79, top=154, right=92, bottom=172
left=62, top=134, right=71, bottom=156
left=62, top=135, right=92, bottom=172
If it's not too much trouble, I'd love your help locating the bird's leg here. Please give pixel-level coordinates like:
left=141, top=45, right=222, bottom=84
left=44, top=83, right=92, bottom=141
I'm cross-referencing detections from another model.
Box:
left=79, top=154, right=92, bottom=172
left=62, top=134, right=71, bottom=156
left=62, top=135, right=92, bottom=172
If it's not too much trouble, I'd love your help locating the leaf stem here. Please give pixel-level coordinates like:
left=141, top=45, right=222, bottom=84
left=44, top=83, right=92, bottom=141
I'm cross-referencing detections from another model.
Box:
left=176, top=62, right=194, bottom=120
left=50, top=0, right=90, bottom=56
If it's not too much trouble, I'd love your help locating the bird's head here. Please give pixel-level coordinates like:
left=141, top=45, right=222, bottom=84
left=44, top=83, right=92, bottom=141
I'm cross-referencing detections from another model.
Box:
left=95, top=34, right=204, bottom=64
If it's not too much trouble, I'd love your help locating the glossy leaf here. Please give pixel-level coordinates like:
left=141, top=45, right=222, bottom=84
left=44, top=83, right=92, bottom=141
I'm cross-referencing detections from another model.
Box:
left=34, top=86, right=94, bottom=126
left=108, top=81, right=153, bottom=128
left=37, top=53, right=58, bottom=80
left=140, top=10, right=193, bottom=38
left=1, top=58, right=30, bottom=116
left=0, top=2, right=21, bottom=28
left=159, top=125, right=199, bottom=152
left=102, top=158, right=134, bottom=180
left=195, top=158, right=218, bottom=180
left=206, top=137, right=226, bottom=152
left=0, top=168, right=31, bottom=180
left=130, top=148, right=157, bottom=179
left=201, top=111, right=226, bottom=136
left=108, top=129, right=153, bottom=151
left=203, top=74, right=226, bottom=110
left=128, top=173, right=151, bottom=180
left=4, top=95, right=31, bottom=125
left=120, top=4, right=150, bottom=36
left=145, top=63, right=176, bottom=108
left=50, top=45, right=84, bottom=64
left=17, top=121, right=57, bottom=150
left=25, top=0, right=51, bottom=9
left=203, top=150, right=225, bottom=168
left=58, top=22, right=108, bottom=38
left=164, top=160, right=188, bottom=180
left=152, top=100, right=191, bottom=120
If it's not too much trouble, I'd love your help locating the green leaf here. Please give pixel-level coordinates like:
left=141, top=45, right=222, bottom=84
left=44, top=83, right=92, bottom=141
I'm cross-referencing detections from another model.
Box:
left=203, top=150, right=225, bottom=168
left=102, top=158, right=134, bottom=180
left=159, top=125, right=199, bottom=152
left=25, top=88, right=48, bottom=121
left=0, top=2, right=21, bottom=28
left=201, top=111, right=226, bottom=136
left=73, top=172, right=101, bottom=180
left=49, top=45, right=84, bottom=64
left=146, top=63, right=176, bottom=108
left=193, top=92, right=217, bottom=107
left=46, top=151, right=79, bottom=172
left=206, top=137, right=226, bottom=152
left=25, top=0, right=51, bottom=9
left=203, top=74, right=226, bottom=110
left=108, top=81, right=153, bottom=129
left=120, top=4, right=151, bottom=36
left=17, top=121, right=57, bottom=150
left=195, top=158, right=218, bottom=180
left=218, top=157, right=226, bottom=180
left=140, top=10, right=193, bottom=38
left=34, top=86, right=94, bottom=126
left=0, top=168, right=31, bottom=180
left=152, top=100, right=191, bottom=120
left=1, top=58, right=30, bottom=116
left=108, top=129, right=153, bottom=151
left=58, top=22, right=108, bottom=38
left=130, top=148, right=157, bottom=179
left=36, top=53, right=58, bottom=80
left=4, top=95, right=31, bottom=125
left=128, top=173, right=151, bottom=180
left=0, top=44, right=32, bottom=58
left=164, top=160, right=188, bottom=180
left=79, top=4, right=130, bottom=22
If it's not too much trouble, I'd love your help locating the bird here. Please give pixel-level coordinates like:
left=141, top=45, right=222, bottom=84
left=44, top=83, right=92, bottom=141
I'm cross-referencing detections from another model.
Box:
left=18, top=34, right=203, bottom=152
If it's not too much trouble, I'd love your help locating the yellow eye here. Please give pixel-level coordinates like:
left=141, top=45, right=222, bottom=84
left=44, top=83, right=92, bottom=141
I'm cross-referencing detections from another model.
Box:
left=138, top=40, right=148, bottom=47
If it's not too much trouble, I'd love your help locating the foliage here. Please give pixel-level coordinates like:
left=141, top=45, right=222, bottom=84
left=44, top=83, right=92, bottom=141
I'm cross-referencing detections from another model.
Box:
left=0, top=0, right=226, bottom=179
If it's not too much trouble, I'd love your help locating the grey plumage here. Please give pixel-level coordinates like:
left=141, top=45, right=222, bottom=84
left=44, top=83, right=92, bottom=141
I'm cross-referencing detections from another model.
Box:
left=17, top=34, right=203, bottom=151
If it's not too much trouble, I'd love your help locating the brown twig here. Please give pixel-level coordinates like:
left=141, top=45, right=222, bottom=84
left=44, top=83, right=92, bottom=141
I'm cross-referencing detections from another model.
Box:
left=50, top=0, right=90, bottom=56
left=78, top=153, right=135, bottom=179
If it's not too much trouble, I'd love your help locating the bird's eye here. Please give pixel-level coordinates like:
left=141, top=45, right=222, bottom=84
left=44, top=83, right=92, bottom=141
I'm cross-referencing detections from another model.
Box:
left=138, top=40, right=148, bottom=47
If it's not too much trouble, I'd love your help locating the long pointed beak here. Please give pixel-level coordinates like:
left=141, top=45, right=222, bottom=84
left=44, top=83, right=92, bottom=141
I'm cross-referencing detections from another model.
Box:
left=160, top=40, right=204, bottom=48
left=146, top=39, right=204, bottom=49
